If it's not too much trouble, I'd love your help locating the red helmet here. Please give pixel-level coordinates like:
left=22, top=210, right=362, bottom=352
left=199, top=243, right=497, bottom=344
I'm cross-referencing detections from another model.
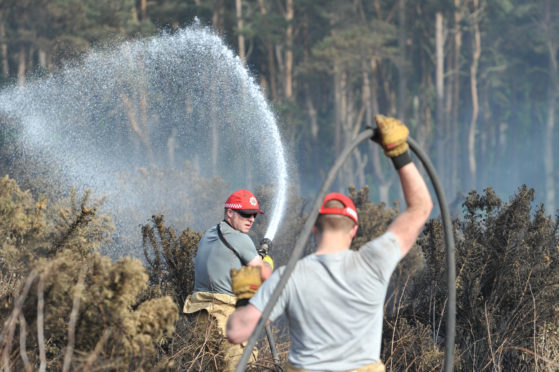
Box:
left=319, top=192, right=358, bottom=224
left=224, top=189, right=264, bottom=214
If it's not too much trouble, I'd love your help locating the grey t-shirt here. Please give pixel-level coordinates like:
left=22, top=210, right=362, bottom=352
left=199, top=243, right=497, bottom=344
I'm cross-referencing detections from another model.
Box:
left=193, top=221, right=258, bottom=296
left=250, top=232, right=401, bottom=371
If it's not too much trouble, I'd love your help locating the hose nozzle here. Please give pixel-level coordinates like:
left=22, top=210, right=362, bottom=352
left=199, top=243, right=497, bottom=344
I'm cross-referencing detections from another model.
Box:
left=258, top=238, right=273, bottom=258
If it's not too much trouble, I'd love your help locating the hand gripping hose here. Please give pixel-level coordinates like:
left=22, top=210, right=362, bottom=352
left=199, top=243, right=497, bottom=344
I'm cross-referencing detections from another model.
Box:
left=236, top=129, right=456, bottom=372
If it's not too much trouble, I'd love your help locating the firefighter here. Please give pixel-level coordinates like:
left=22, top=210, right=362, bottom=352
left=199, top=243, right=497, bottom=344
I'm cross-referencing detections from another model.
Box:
left=183, top=189, right=274, bottom=372
left=226, top=115, right=433, bottom=372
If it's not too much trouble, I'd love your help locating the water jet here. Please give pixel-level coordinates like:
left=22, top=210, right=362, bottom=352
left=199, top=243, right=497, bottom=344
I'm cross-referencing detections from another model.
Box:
left=0, top=24, right=289, bottom=257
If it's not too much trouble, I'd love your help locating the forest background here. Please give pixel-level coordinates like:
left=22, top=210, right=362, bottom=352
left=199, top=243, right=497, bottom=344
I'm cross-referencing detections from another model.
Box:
left=0, top=0, right=558, bottom=371
left=0, top=0, right=558, bottom=209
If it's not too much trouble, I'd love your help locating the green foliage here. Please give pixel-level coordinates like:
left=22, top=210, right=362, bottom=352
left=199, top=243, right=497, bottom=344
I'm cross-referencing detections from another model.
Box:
left=311, top=21, right=397, bottom=72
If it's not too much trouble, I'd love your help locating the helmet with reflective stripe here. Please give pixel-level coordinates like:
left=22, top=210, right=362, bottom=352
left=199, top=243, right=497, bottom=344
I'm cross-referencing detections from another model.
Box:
left=224, top=189, right=264, bottom=214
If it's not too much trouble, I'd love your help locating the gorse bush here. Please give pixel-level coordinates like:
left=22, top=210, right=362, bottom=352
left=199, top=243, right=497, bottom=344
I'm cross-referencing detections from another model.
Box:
left=0, top=175, right=178, bottom=371
left=2, top=174, right=558, bottom=371
left=393, top=185, right=559, bottom=371
left=142, top=214, right=201, bottom=307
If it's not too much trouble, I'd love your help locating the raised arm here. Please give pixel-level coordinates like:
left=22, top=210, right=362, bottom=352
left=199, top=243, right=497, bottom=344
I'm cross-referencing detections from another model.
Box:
left=387, top=162, right=433, bottom=257
left=373, top=115, right=433, bottom=257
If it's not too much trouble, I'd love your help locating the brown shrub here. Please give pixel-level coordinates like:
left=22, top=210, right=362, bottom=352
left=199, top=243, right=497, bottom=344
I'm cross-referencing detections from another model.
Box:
left=142, top=214, right=202, bottom=307
left=411, top=186, right=559, bottom=371
left=0, top=176, right=178, bottom=371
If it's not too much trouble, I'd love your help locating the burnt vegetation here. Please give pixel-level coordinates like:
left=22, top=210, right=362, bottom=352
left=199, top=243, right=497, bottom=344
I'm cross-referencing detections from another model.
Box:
left=1, top=176, right=558, bottom=371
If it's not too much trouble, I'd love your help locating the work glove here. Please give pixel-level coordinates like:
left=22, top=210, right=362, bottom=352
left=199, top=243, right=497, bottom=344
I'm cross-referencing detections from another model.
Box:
left=231, top=266, right=262, bottom=307
left=372, top=114, right=412, bottom=169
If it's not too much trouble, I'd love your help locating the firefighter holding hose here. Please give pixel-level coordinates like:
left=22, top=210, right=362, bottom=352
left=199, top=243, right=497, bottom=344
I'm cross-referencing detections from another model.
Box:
left=226, top=116, right=433, bottom=372
left=183, top=189, right=274, bottom=372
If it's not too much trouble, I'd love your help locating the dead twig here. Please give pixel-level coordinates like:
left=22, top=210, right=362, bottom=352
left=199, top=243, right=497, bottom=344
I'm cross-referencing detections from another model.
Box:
left=1, top=269, right=39, bottom=372
left=82, top=328, right=113, bottom=372
left=18, top=314, right=32, bottom=372
left=37, top=273, right=47, bottom=372
left=63, top=265, right=88, bottom=372
left=483, top=303, right=498, bottom=371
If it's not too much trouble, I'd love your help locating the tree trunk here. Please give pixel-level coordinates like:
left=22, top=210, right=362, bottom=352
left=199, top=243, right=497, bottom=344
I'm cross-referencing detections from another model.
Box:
left=480, top=80, right=491, bottom=187
left=0, top=22, right=8, bottom=78
left=435, top=12, right=445, bottom=176
left=334, top=61, right=343, bottom=156
left=284, top=0, right=294, bottom=101
left=397, top=0, right=406, bottom=121
left=167, top=128, right=177, bottom=168
left=362, top=63, right=372, bottom=129
left=17, top=45, right=26, bottom=86
left=121, top=92, right=152, bottom=158
left=140, top=0, right=147, bottom=21
left=38, top=49, right=47, bottom=68
left=235, top=0, right=246, bottom=65
left=468, top=0, right=481, bottom=192
left=451, top=0, right=462, bottom=195
left=544, top=0, right=557, bottom=213
left=258, top=0, right=278, bottom=101
left=28, top=45, right=34, bottom=72
left=417, top=50, right=432, bottom=151
left=212, top=0, right=225, bottom=34
left=210, top=79, right=219, bottom=176
left=369, top=58, right=393, bottom=204
left=370, top=59, right=380, bottom=115
left=304, top=83, right=318, bottom=140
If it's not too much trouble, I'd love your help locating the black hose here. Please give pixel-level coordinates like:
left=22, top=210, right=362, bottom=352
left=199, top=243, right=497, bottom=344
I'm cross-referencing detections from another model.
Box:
left=265, top=323, right=281, bottom=369
left=408, top=137, right=455, bottom=372
left=236, top=130, right=456, bottom=372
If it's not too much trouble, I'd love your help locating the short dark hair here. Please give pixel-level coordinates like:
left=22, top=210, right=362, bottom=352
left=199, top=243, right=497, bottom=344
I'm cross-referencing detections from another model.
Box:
left=315, top=199, right=357, bottom=233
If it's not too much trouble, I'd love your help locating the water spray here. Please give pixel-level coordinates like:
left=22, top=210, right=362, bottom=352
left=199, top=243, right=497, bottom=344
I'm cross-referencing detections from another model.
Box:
left=260, top=119, right=288, bottom=243
left=236, top=129, right=456, bottom=372
left=0, top=25, right=290, bottom=258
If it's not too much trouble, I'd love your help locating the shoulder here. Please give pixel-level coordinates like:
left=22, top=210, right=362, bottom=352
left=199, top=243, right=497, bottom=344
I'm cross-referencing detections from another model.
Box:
left=198, top=225, right=218, bottom=244
left=219, top=222, right=256, bottom=250
left=204, top=224, right=218, bottom=236
left=231, top=231, right=256, bottom=249
left=359, top=232, right=401, bottom=262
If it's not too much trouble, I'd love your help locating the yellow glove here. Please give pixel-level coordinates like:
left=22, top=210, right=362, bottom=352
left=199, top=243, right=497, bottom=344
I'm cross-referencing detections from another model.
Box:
left=262, top=255, right=274, bottom=270
left=231, top=266, right=262, bottom=301
left=374, top=115, right=409, bottom=157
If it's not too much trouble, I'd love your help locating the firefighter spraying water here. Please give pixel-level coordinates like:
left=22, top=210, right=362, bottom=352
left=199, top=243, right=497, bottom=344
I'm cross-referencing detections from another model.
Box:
left=182, top=189, right=275, bottom=372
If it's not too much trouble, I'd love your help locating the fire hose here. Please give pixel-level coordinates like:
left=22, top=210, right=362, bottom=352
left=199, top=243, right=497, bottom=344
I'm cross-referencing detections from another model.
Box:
left=237, top=129, right=456, bottom=372
left=259, top=238, right=282, bottom=369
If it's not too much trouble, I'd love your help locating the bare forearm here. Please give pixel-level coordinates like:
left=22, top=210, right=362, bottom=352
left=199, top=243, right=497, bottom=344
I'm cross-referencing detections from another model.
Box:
left=398, top=162, right=433, bottom=217
left=388, top=162, right=433, bottom=256
left=246, top=255, right=273, bottom=281
left=226, top=304, right=261, bottom=344
left=260, top=261, right=273, bottom=280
